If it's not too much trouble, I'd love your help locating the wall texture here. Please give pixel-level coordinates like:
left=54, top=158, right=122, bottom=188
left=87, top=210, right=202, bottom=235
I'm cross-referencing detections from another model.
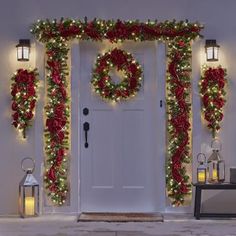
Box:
left=0, top=0, right=236, bottom=215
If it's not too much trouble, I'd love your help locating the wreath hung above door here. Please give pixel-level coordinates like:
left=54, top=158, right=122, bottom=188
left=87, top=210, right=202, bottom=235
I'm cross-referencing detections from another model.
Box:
left=91, top=48, right=143, bottom=102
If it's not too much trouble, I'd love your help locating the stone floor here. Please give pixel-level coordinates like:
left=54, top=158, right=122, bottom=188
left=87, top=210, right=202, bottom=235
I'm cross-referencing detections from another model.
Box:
left=1, top=214, right=236, bottom=236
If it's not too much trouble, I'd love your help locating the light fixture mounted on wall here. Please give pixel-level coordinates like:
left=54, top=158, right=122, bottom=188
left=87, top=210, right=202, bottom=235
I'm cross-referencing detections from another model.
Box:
left=205, top=39, right=220, bottom=62
left=16, top=39, right=30, bottom=61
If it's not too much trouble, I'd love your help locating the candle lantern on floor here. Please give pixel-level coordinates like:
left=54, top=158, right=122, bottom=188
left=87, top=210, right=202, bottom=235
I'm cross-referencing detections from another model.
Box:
left=207, top=139, right=225, bottom=183
left=19, top=157, right=39, bottom=218
left=197, top=153, right=207, bottom=183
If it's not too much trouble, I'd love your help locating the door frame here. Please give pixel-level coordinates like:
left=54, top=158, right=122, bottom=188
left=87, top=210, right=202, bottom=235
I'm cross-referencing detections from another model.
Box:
left=70, top=41, right=166, bottom=213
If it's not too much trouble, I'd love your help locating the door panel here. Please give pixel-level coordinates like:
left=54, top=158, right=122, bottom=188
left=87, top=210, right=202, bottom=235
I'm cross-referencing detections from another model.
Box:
left=78, top=41, right=164, bottom=212
left=91, top=110, right=115, bottom=188
left=121, top=110, right=146, bottom=188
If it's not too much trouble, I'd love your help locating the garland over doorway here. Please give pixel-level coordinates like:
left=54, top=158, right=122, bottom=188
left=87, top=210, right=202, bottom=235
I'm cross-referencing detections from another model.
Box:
left=31, top=18, right=203, bottom=206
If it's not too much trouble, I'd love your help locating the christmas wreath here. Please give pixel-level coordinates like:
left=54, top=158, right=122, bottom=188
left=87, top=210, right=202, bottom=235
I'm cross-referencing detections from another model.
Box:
left=91, top=48, right=143, bottom=102
left=11, top=69, right=39, bottom=138
left=199, top=65, right=227, bottom=138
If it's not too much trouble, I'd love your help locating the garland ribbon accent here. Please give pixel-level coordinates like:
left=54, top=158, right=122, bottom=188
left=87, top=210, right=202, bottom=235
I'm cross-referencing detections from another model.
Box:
left=44, top=40, right=70, bottom=205
left=31, top=18, right=203, bottom=206
left=11, top=69, right=39, bottom=138
left=166, top=40, right=192, bottom=206
left=91, top=48, right=142, bottom=102
left=199, top=65, right=227, bottom=138
left=31, top=18, right=202, bottom=43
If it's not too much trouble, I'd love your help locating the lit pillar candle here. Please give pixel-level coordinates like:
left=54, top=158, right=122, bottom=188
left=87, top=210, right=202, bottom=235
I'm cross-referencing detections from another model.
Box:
left=198, top=171, right=206, bottom=183
left=212, top=169, right=218, bottom=181
left=25, top=197, right=35, bottom=216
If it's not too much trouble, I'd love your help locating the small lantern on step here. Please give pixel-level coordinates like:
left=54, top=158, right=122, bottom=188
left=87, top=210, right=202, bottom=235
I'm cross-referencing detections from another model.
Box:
left=19, top=157, right=39, bottom=218
left=207, top=139, right=225, bottom=183
left=197, top=153, right=207, bottom=183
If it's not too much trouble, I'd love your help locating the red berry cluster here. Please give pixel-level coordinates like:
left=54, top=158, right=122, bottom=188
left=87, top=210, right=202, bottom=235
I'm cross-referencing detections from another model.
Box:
left=11, top=69, right=38, bottom=138
left=200, top=66, right=227, bottom=137
left=92, top=48, right=142, bottom=102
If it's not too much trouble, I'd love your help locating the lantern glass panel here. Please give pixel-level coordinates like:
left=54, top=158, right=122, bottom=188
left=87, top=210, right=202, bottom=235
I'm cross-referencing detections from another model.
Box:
left=206, top=47, right=214, bottom=60
left=218, top=160, right=225, bottom=182
left=19, top=184, right=39, bottom=218
left=214, top=46, right=219, bottom=60
left=23, top=46, right=29, bottom=60
left=17, top=47, right=23, bottom=60
left=197, top=167, right=206, bottom=183
left=197, top=153, right=207, bottom=184
left=208, top=161, right=218, bottom=183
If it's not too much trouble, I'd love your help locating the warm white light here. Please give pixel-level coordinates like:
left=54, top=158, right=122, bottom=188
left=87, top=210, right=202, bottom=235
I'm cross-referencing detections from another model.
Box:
left=23, top=46, right=30, bottom=60
left=205, top=39, right=219, bottom=62
left=16, top=39, right=30, bottom=61
left=17, top=47, right=22, bottom=60
left=25, top=197, right=35, bottom=216
left=214, top=47, right=219, bottom=59
left=206, top=47, right=213, bottom=60
left=212, top=168, right=218, bottom=180
left=197, top=171, right=206, bottom=183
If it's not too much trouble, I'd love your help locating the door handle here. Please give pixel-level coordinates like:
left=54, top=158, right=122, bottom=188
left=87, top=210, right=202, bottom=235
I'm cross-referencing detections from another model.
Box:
left=83, top=122, right=90, bottom=148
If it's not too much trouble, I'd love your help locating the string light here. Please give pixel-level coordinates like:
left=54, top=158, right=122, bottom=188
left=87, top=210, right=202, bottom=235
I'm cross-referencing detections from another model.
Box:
left=31, top=18, right=203, bottom=206
left=199, top=65, right=227, bottom=138
left=11, top=69, right=39, bottom=139
left=91, top=48, right=143, bottom=102
left=165, top=38, right=193, bottom=206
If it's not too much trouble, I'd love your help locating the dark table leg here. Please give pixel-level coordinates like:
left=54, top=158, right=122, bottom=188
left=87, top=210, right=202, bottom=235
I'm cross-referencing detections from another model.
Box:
left=194, top=186, right=202, bottom=220
left=194, top=187, right=197, bottom=217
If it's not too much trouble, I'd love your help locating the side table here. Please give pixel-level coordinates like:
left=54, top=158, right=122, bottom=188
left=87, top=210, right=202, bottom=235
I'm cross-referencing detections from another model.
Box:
left=193, top=183, right=236, bottom=219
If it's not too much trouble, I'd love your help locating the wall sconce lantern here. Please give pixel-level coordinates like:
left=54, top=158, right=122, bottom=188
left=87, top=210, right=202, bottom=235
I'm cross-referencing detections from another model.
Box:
left=197, top=153, right=207, bottom=184
left=16, top=39, right=30, bottom=61
left=205, top=39, right=220, bottom=62
left=207, top=139, right=225, bottom=183
left=19, top=157, right=39, bottom=218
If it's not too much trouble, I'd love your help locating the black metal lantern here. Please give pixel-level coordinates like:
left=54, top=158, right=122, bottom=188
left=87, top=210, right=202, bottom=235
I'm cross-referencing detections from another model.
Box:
left=207, top=139, right=225, bottom=183
left=197, top=153, right=207, bottom=184
left=19, top=157, right=39, bottom=218
left=16, top=39, right=30, bottom=61
left=205, top=39, right=220, bottom=62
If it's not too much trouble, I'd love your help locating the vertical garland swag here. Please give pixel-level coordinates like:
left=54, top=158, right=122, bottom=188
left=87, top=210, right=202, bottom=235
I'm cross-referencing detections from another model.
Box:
left=31, top=18, right=203, bottom=206
left=199, top=65, right=227, bottom=138
left=44, top=40, right=70, bottom=205
left=11, top=69, right=39, bottom=139
left=166, top=40, right=192, bottom=206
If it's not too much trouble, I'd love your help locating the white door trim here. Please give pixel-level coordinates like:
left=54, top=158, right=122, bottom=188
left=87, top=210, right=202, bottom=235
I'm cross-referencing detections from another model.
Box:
left=70, top=41, right=167, bottom=214
left=154, top=42, right=166, bottom=212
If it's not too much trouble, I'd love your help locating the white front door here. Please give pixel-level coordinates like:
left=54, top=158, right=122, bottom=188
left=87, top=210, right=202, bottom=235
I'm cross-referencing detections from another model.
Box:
left=78, top=41, right=165, bottom=212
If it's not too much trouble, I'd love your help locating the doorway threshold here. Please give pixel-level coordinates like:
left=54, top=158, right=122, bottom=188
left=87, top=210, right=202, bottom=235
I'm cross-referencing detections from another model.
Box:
left=78, top=212, right=163, bottom=222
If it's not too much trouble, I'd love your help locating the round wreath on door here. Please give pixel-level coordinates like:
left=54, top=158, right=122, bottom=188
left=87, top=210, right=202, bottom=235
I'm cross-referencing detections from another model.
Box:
left=91, top=48, right=143, bottom=102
